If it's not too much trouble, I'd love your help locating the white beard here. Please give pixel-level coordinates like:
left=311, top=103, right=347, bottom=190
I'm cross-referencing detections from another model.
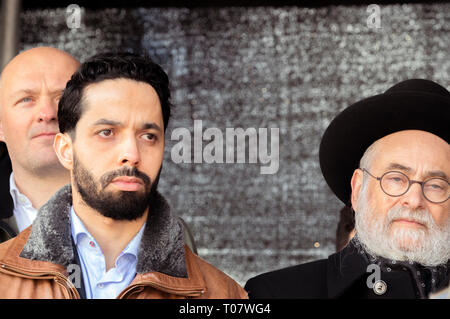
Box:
left=354, top=184, right=450, bottom=267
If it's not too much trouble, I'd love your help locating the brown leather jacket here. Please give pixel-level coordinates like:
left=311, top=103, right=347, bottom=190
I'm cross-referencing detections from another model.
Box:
left=0, top=186, right=247, bottom=299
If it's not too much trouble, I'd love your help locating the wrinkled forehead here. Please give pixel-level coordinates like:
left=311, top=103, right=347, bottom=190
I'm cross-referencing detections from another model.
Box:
left=3, top=62, right=72, bottom=92
left=0, top=51, right=79, bottom=99
left=370, top=130, right=450, bottom=174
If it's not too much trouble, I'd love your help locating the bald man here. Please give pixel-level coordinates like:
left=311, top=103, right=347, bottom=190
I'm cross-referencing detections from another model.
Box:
left=0, top=47, right=80, bottom=241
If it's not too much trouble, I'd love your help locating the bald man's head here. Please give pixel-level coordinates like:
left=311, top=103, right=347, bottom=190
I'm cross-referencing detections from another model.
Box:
left=0, top=47, right=79, bottom=104
left=0, top=47, right=79, bottom=177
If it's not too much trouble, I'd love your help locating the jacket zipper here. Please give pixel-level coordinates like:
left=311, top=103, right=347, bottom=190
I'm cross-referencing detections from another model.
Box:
left=0, top=263, right=80, bottom=299
left=117, top=281, right=205, bottom=299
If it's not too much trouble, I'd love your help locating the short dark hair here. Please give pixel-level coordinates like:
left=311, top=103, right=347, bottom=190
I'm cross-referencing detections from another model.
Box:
left=58, top=52, right=172, bottom=135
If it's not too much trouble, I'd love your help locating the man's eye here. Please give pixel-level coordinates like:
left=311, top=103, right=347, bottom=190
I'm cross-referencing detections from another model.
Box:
left=143, top=133, right=156, bottom=141
left=98, top=129, right=113, bottom=137
left=19, top=97, right=33, bottom=104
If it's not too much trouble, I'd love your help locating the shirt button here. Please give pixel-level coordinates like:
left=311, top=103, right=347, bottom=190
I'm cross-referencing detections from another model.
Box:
left=373, top=280, right=387, bottom=296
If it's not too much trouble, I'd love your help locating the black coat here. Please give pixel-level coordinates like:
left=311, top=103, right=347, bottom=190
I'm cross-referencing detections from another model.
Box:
left=245, top=241, right=420, bottom=299
left=0, top=143, right=16, bottom=242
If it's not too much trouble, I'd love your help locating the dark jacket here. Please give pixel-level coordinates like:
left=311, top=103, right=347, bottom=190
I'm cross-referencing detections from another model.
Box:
left=0, top=185, right=247, bottom=299
left=245, top=241, right=423, bottom=299
left=0, top=144, right=16, bottom=242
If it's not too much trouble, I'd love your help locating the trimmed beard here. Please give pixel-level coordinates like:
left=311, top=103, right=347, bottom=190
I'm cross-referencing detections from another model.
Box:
left=73, top=154, right=160, bottom=221
left=354, top=179, right=450, bottom=267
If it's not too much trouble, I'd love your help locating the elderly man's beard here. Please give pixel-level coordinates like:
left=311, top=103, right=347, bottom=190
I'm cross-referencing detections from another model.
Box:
left=355, top=181, right=450, bottom=267
left=73, top=154, right=160, bottom=221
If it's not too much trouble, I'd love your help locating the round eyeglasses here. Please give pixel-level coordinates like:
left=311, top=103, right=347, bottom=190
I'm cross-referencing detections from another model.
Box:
left=360, top=168, right=450, bottom=204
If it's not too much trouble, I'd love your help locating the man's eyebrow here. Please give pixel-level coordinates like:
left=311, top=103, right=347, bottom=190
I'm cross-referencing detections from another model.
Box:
left=12, top=87, right=66, bottom=96
left=425, top=170, right=448, bottom=180
left=141, top=122, right=162, bottom=131
left=386, top=163, right=448, bottom=180
left=92, top=119, right=162, bottom=131
left=92, top=119, right=122, bottom=126
left=386, top=163, right=412, bottom=172
left=11, top=89, right=39, bottom=97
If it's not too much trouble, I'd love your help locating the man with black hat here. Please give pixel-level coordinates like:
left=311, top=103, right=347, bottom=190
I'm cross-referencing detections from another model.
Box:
left=245, top=79, right=450, bottom=299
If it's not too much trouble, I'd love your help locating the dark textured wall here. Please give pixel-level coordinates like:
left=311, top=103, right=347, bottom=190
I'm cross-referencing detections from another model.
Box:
left=19, top=4, right=450, bottom=285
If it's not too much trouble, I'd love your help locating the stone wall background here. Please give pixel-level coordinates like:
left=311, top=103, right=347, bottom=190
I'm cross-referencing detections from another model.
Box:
left=19, top=4, right=450, bottom=285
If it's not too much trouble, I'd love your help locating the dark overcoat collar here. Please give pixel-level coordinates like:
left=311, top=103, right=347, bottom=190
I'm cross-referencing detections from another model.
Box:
left=327, top=241, right=368, bottom=298
left=327, top=240, right=417, bottom=298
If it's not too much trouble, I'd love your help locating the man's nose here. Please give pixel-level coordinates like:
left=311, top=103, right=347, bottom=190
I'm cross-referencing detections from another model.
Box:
left=117, top=137, right=141, bottom=167
left=400, top=182, right=426, bottom=210
left=36, top=97, right=57, bottom=123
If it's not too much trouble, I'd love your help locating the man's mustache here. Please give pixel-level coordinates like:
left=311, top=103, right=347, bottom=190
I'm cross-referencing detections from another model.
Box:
left=387, top=206, right=433, bottom=230
left=100, top=166, right=151, bottom=189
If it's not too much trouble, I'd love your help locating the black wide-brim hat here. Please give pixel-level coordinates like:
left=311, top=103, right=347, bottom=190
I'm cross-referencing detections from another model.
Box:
left=319, top=79, right=450, bottom=205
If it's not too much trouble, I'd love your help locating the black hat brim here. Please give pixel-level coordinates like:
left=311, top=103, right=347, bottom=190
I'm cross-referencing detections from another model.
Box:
left=319, top=91, right=450, bottom=205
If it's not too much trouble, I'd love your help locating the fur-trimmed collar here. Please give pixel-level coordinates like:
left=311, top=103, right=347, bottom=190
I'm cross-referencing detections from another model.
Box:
left=20, top=185, right=187, bottom=278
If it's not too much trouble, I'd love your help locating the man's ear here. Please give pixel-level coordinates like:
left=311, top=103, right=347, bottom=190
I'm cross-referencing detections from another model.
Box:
left=350, top=169, right=364, bottom=211
left=54, top=133, right=73, bottom=170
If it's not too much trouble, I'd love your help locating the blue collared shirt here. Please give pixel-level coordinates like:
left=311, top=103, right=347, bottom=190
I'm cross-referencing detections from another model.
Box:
left=70, top=207, right=145, bottom=299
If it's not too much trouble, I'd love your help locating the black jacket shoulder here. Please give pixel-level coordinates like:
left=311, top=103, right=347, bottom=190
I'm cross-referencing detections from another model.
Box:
left=245, top=258, right=328, bottom=299
left=245, top=241, right=419, bottom=299
left=0, top=147, right=15, bottom=242
left=0, top=147, right=14, bottom=219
